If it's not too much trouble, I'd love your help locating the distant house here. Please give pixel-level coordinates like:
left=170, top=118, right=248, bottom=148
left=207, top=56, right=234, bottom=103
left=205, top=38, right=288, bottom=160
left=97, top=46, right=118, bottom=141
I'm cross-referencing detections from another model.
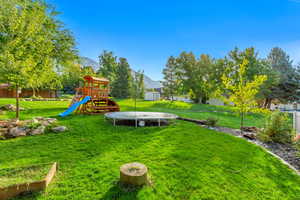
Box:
left=0, top=84, right=57, bottom=98
left=144, top=92, right=160, bottom=101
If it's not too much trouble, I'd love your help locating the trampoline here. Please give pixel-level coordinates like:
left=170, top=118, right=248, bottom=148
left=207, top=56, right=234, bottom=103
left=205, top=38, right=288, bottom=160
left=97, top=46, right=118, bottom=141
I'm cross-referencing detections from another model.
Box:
left=104, top=111, right=178, bottom=127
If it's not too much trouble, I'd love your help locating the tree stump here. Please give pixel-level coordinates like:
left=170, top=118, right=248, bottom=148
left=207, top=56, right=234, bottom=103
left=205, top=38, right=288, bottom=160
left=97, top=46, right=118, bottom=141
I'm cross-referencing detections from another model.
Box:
left=120, top=162, right=148, bottom=186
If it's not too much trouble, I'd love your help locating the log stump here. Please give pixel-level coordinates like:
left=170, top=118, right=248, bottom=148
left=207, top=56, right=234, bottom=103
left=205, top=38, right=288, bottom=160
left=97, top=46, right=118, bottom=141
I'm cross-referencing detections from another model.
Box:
left=120, top=162, right=148, bottom=186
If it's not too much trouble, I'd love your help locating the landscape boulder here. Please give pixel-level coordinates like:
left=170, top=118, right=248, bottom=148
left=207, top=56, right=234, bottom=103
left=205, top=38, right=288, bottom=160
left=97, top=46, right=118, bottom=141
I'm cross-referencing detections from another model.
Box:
left=241, top=126, right=259, bottom=133
left=32, top=117, right=58, bottom=126
left=0, top=104, right=25, bottom=112
left=6, top=127, right=27, bottom=138
left=30, top=125, right=46, bottom=135
left=40, top=120, right=50, bottom=126
left=47, top=118, right=57, bottom=124
left=0, top=128, right=8, bottom=136
left=51, top=126, right=68, bottom=133
left=242, top=132, right=257, bottom=140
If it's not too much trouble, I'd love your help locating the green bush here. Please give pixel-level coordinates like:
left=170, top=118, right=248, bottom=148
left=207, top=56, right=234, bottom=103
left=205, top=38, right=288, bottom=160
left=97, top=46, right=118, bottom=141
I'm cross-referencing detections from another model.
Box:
left=258, top=111, right=295, bottom=144
left=206, top=117, right=218, bottom=127
left=26, top=122, right=41, bottom=129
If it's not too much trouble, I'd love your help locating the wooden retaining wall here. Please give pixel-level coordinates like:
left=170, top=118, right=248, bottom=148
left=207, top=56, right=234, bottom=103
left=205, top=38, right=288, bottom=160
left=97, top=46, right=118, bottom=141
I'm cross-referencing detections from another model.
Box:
left=0, top=88, right=57, bottom=98
left=0, top=162, right=57, bottom=200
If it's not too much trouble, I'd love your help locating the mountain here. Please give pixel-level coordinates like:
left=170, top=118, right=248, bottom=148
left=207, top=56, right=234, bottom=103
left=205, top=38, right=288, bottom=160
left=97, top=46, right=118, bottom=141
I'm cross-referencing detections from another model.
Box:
left=80, top=57, right=161, bottom=89
left=131, top=71, right=161, bottom=89
left=80, top=57, right=99, bottom=71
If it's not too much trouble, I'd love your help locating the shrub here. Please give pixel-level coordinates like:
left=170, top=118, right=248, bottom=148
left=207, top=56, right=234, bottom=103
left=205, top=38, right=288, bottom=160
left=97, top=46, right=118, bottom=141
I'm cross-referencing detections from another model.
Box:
left=26, top=122, right=41, bottom=129
left=206, top=117, right=218, bottom=127
left=258, top=111, right=295, bottom=144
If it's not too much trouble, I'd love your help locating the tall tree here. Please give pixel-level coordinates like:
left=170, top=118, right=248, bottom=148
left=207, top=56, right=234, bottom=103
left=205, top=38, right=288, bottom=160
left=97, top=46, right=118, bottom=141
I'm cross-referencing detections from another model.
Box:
left=98, top=50, right=118, bottom=81
left=224, top=47, right=279, bottom=107
left=266, top=47, right=300, bottom=105
left=176, top=52, right=215, bottom=103
left=137, top=70, right=145, bottom=99
left=61, top=63, right=97, bottom=94
left=162, top=56, right=180, bottom=100
left=111, top=58, right=132, bottom=98
left=176, top=52, right=198, bottom=102
left=131, top=70, right=145, bottom=99
left=0, top=0, right=78, bottom=118
left=61, top=62, right=82, bottom=93
left=220, top=59, right=267, bottom=132
left=81, top=66, right=96, bottom=77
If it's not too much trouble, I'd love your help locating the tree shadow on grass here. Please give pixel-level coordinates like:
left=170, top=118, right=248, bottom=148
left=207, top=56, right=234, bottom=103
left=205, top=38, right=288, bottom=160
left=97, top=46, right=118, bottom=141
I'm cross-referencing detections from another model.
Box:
left=10, top=191, right=42, bottom=200
left=22, top=107, right=65, bottom=115
left=100, top=182, right=142, bottom=200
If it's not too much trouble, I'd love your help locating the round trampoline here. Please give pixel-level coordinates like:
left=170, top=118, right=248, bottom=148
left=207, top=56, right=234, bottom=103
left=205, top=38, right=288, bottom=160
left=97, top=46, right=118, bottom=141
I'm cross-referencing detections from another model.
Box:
left=104, top=111, right=178, bottom=127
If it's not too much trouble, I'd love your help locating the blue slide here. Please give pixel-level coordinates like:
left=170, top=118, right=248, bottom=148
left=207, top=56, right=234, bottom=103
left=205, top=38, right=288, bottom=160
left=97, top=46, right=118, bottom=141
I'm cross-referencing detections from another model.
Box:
left=59, top=96, right=91, bottom=117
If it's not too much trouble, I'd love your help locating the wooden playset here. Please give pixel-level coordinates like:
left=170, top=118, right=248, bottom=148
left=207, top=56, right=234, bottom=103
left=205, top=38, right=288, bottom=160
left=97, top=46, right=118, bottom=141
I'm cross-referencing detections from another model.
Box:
left=70, top=75, right=119, bottom=114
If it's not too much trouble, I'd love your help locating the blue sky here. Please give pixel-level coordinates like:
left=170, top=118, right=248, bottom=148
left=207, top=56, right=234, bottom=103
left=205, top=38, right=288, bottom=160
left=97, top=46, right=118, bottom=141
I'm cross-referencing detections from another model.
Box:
left=48, top=0, right=300, bottom=80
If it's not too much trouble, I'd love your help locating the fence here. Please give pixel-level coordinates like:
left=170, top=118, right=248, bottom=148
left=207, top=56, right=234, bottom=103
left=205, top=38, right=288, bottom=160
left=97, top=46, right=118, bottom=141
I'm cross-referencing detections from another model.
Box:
left=293, top=112, right=300, bottom=134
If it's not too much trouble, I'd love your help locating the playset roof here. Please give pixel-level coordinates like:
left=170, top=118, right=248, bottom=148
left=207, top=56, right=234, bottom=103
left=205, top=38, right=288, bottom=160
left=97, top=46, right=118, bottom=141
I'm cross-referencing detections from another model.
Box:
left=83, top=75, right=109, bottom=84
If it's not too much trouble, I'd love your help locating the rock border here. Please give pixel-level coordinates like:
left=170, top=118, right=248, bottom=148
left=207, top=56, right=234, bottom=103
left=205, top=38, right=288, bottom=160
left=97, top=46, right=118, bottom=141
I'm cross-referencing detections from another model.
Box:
left=0, top=162, right=57, bottom=200
left=0, top=118, right=68, bottom=140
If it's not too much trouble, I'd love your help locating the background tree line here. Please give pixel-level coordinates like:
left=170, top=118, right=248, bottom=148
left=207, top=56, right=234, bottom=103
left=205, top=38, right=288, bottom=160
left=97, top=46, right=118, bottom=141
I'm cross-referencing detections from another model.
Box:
left=0, top=0, right=144, bottom=119
left=162, top=47, right=300, bottom=108
left=0, top=0, right=78, bottom=118
left=40, top=50, right=145, bottom=99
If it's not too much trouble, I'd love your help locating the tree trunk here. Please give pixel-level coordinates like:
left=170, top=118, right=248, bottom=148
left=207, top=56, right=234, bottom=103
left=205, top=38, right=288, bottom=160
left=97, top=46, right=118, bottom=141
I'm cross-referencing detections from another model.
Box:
left=240, top=112, right=244, bottom=134
left=16, top=85, right=20, bottom=120
left=267, top=99, right=272, bottom=109
left=120, top=163, right=148, bottom=186
left=263, top=98, right=272, bottom=109
left=201, top=96, right=208, bottom=104
left=193, top=98, right=200, bottom=104
left=32, top=87, right=36, bottom=97
left=263, top=98, right=268, bottom=108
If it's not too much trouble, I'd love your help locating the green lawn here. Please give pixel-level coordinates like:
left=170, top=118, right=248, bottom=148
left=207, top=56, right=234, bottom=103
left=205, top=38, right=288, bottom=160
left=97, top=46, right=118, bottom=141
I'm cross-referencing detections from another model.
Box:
left=0, top=98, right=300, bottom=200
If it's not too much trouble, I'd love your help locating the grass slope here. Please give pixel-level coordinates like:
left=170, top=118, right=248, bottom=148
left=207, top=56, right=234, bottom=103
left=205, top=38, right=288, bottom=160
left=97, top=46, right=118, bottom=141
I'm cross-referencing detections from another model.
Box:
left=0, top=98, right=299, bottom=200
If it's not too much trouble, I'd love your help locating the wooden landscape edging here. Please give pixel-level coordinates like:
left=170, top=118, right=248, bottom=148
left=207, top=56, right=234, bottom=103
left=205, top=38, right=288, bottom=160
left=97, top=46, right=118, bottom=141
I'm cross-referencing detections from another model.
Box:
left=177, top=117, right=208, bottom=125
left=0, top=162, right=57, bottom=200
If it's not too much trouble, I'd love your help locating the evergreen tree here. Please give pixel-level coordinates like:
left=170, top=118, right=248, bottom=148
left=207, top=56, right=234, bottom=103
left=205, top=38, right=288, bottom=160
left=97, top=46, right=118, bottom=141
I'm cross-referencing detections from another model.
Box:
left=176, top=52, right=215, bottom=103
left=111, top=58, right=132, bottom=98
left=138, top=71, right=145, bottom=99
left=162, top=56, right=180, bottom=101
left=98, top=50, right=118, bottom=81
left=267, top=47, right=300, bottom=105
left=131, top=70, right=145, bottom=99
